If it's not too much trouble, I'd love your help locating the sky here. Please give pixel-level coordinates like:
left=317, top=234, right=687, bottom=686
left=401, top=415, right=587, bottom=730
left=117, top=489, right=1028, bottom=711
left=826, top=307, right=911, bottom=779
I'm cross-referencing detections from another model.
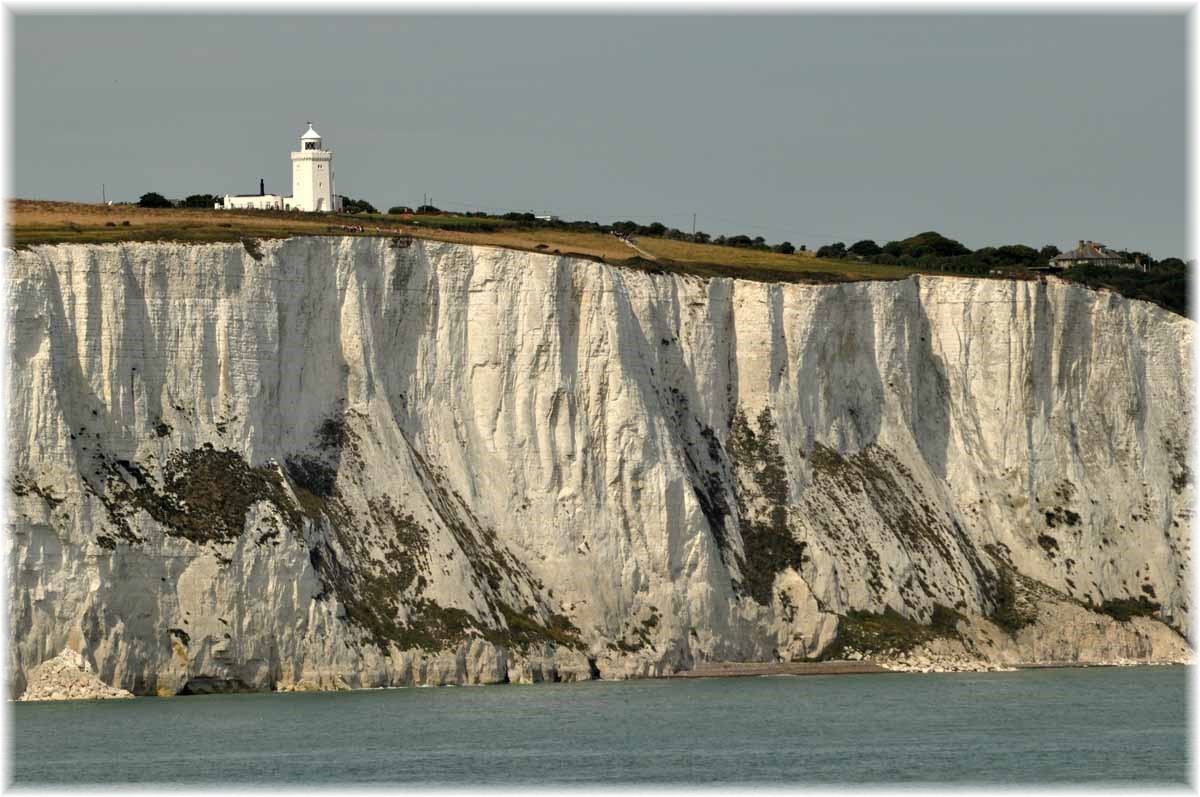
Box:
left=11, top=14, right=1188, bottom=256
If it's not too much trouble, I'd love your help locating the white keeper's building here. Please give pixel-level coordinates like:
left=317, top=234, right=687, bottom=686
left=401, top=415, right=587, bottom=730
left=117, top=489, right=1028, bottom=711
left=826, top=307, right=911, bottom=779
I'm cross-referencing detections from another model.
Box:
left=221, top=123, right=344, bottom=213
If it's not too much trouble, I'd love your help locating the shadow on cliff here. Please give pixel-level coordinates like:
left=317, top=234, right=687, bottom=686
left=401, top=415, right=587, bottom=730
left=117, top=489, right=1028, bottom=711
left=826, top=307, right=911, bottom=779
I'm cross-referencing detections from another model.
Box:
left=906, top=278, right=952, bottom=480
left=794, top=281, right=887, bottom=455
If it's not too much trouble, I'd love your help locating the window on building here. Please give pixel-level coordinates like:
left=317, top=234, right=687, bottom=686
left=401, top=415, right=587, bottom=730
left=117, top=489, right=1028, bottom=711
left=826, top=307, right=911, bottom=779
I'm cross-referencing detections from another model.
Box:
left=305, top=141, right=318, bottom=150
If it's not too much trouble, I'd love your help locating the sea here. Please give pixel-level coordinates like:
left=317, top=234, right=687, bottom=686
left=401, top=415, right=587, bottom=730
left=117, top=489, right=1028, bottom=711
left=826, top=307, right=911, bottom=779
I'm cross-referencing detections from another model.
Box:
left=9, top=665, right=1189, bottom=786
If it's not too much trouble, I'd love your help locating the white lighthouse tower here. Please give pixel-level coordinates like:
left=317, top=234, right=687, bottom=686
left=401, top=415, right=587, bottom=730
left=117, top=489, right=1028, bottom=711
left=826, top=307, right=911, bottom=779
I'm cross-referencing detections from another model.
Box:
left=219, top=122, right=345, bottom=213
left=285, top=123, right=341, bottom=213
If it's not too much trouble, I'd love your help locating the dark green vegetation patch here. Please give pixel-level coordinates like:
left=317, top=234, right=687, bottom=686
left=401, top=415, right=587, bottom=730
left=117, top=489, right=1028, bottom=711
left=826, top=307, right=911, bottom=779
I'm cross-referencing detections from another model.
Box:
left=1164, top=436, right=1190, bottom=493
left=1044, top=507, right=1081, bottom=528
left=10, top=473, right=64, bottom=508
left=1060, top=262, right=1188, bottom=318
left=726, top=408, right=809, bottom=605
left=817, top=605, right=962, bottom=660
left=241, top=237, right=264, bottom=261
left=83, top=414, right=583, bottom=656
left=981, top=547, right=1040, bottom=634
left=1096, top=596, right=1161, bottom=623
left=93, top=445, right=296, bottom=545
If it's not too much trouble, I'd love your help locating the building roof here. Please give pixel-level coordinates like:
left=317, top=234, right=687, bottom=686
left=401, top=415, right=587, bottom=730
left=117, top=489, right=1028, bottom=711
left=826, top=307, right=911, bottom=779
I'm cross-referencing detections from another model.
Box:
left=1052, top=240, right=1125, bottom=263
left=301, top=123, right=322, bottom=140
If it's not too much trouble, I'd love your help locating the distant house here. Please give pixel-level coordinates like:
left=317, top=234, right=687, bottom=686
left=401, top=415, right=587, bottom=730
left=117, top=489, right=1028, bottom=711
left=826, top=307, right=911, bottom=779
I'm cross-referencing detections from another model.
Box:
left=1051, top=240, right=1142, bottom=271
left=220, top=179, right=283, bottom=211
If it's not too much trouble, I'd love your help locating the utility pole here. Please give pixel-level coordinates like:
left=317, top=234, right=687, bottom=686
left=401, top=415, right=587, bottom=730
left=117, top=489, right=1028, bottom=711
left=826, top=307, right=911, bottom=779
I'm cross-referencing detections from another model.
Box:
left=102, top=184, right=106, bottom=204
left=692, top=213, right=696, bottom=236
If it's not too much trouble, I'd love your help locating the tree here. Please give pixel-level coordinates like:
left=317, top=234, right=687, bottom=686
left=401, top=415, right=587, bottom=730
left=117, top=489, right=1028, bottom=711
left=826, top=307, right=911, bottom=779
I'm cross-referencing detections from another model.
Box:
left=895, top=231, right=969, bottom=259
left=387, top=206, right=413, bottom=215
left=816, top=242, right=847, bottom=259
left=880, top=231, right=968, bottom=260
left=342, top=198, right=377, bottom=214
left=138, top=192, right=172, bottom=209
left=774, top=241, right=796, bottom=255
left=182, top=194, right=218, bottom=208
left=848, top=239, right=881, bottom=257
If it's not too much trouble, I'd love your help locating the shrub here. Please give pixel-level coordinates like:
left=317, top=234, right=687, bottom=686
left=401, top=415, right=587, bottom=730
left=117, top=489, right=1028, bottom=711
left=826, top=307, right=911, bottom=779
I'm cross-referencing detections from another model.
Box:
left=882, top=231, right=970, bottom=259
left=1097, top=596, right=1160, bottom=622
left=816, top=242, right=847, bottom=259
left=137, top=192, right=172, bottom=209
left=341, top=198, right=377, bottom=214
left=1060, top=262, right=1188, bottom=318
left=817, top=607, right=957, bottom=660
left=929, top=603, right=963, bottom=634
left=182, top=194, right=219, bottom=208
left=848, top=239, right=881, bottom=257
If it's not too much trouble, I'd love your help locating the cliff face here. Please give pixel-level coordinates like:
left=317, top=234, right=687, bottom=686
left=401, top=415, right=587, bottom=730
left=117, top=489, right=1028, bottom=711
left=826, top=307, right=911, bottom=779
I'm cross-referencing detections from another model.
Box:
left=6, top=238, right=1192, bottom=695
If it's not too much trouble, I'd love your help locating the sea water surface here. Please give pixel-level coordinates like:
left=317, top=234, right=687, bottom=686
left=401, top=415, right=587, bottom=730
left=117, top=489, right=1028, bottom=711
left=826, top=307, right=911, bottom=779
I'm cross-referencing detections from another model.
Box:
left=11, top=666, right=1189, bottom=785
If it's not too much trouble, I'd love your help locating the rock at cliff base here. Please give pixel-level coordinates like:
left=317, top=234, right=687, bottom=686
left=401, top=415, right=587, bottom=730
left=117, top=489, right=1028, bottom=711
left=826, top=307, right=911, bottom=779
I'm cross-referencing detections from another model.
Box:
left=18, top=649, right=134, bottom=702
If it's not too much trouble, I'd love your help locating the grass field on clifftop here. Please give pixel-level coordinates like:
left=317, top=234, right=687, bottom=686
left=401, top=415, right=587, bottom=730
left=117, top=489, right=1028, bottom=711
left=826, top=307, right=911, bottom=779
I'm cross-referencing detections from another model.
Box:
left=7, top=200, right=918, bottom=285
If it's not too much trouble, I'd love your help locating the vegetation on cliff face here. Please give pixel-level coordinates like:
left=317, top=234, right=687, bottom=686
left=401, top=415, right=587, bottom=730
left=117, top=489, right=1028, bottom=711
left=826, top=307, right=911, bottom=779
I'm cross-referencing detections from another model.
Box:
left=726, top=408, right=810, bottom=605
left=816, top=605, right=963, bottom=660
left=91, top=444, right=298, bottom=547
left=288, top=423, right=586, bottom=654
left=1060, top=262, right=1188, bottom=318
left=1096, top=596, right=1162, bottom=623
left=85, top=416, right=584, bottom=654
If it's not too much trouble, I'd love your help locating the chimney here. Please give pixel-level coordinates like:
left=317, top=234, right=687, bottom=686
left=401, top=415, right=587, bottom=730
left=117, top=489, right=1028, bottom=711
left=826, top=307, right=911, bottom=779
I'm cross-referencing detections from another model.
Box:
left=260, top=178, right=265, bottom=196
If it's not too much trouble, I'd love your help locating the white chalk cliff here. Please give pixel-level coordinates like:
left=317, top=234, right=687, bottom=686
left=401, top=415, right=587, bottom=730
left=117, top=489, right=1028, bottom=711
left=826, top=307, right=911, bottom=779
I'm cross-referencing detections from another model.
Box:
left=6, top=237, right=1192, bottom=696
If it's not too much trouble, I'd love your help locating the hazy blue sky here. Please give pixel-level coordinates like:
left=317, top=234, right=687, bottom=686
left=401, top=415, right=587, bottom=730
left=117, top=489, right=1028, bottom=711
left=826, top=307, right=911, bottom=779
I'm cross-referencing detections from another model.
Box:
left=12, top=14, right=1187, bottom=255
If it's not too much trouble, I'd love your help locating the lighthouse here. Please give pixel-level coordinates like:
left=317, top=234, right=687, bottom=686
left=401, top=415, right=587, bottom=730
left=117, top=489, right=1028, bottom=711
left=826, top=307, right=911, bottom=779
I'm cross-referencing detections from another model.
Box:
left=287, top=123, right=341, bottom=213
left=219, top=123, right=344, bottom=213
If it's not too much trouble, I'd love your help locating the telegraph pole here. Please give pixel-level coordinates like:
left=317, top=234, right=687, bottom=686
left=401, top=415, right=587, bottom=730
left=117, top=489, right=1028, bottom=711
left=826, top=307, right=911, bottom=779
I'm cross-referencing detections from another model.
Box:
left=102, top=184, right=106, bottom=204
left=692, top=213, right=696, bottom=236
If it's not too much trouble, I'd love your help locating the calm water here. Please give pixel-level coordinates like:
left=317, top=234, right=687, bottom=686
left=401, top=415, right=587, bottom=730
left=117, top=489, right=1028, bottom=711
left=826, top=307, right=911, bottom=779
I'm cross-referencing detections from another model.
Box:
left=10, top=666, right=1190, bottom=786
